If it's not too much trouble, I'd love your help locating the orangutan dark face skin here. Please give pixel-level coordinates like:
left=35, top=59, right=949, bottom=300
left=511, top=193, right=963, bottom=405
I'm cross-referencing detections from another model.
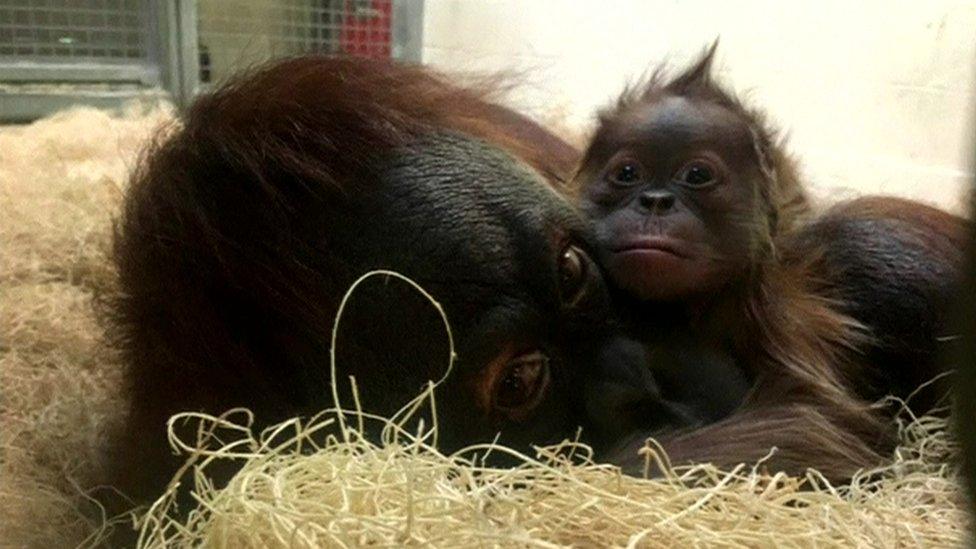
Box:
left=578, top=95, right=768, bottom=303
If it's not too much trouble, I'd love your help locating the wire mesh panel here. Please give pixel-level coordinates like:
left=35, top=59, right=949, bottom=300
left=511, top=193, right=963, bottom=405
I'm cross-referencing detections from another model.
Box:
left=0, top=0, right=166, bottom=121
left=197, top=0, right=394, bottom=85
left=0, top=0, right=149, bottom=64
left=0, top=0, right=422, bottom=120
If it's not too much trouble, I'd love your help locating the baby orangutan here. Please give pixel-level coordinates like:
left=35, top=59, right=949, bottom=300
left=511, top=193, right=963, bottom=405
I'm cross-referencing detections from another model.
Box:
left=575, top=45, right=963, bottom=480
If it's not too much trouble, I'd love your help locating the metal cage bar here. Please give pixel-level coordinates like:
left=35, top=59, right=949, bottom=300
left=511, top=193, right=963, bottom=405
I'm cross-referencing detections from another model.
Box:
left=391, top=0, right=422, bottom=63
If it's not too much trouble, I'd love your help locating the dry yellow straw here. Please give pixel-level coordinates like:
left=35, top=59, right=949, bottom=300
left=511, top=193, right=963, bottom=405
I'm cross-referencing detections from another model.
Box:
left=131, top=406, right=965, bottom=547
left=131, top=273, right=968, bottom=548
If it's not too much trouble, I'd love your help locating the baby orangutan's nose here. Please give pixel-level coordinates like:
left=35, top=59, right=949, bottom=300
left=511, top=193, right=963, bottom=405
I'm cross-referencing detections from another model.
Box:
left=638, top=190, right=676, bottom=215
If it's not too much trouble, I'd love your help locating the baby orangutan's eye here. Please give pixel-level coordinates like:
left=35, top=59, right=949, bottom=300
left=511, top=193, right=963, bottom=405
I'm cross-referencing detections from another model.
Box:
left=676, top=159, right=718, bottom=188
left=605, top=158, right=643, bottom=186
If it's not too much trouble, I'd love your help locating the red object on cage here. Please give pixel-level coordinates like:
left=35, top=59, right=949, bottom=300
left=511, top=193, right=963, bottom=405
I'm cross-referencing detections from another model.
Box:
left=339, top=0, right=392, bottom=58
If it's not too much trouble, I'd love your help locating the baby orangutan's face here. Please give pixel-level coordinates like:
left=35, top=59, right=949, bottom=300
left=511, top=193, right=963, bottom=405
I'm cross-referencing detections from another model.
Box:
left=577, top=95, right=768, bottom=302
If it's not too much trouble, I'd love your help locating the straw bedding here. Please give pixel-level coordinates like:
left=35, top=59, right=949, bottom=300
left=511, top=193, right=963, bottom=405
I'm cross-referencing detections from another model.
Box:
left=0, top=105, right=967, bottom=548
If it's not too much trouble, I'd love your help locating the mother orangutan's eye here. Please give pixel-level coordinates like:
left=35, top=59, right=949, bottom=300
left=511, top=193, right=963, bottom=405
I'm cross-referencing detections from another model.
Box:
left=493, top=351, right=550, bottom=418
left=558, top=245, right=587, bottom=306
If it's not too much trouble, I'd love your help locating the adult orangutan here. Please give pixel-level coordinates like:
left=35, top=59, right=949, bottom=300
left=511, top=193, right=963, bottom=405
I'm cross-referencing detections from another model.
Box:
left=103, top=56, right=747, bottom=541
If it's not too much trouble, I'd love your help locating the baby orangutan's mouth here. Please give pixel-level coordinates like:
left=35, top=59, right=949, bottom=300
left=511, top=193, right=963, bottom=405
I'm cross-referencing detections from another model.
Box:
left=610, top=237, right=691, bottom=259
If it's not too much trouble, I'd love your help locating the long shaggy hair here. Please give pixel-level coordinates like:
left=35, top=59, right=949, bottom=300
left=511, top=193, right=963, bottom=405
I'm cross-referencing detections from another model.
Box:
left=596, top=44, right=894, bottom=479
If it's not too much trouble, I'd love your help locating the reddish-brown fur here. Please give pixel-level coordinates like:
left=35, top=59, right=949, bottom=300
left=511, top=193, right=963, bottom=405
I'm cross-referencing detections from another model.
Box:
left=786, top=196, right=968, bottom=411
left=103, top=56, right=623, bottom=532
left=580, top=46, right=967, bottom=480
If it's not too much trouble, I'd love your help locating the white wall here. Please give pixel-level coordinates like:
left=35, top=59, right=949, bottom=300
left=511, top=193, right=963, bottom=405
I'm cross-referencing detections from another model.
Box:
left=421, top=0, right=976, bottom=213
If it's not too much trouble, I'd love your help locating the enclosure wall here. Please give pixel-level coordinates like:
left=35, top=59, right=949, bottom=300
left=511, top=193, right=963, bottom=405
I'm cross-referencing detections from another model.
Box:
left=422, top=0, right=976, bottom=212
